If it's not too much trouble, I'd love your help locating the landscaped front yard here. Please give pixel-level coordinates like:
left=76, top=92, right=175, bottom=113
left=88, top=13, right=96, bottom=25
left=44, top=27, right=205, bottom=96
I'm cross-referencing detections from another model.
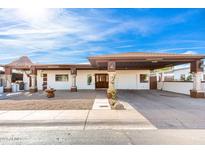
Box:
left=0, top=90, right=96, bottom=110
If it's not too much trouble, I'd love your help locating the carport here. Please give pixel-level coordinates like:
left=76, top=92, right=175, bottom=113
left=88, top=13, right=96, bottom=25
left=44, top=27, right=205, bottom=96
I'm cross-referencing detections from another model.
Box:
left=89, top=52, right=205, bottom=98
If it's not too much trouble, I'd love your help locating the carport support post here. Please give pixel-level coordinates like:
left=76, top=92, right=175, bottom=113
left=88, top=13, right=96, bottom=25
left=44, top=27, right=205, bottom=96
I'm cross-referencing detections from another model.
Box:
left=161, top=72, right=165, bottom=82
left=107, top=61, right=116, bottom=88
left=193, top=72, right=202, bottom=90
left=190, top=60, right=205, bottom=98
left=70, top=67, right=77, bottom=92
left=29, top=66, right=37, bottom=93
left=4, top=66, right=12, bottom=92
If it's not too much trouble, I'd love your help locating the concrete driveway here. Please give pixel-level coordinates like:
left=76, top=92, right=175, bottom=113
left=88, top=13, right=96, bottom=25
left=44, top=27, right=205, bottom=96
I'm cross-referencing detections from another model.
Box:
left=118, top=90, right=205, bottom=129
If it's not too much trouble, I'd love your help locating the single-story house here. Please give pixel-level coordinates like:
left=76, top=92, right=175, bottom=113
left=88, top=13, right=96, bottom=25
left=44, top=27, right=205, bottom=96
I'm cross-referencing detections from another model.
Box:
left=0, top=52, right=205, bottom=98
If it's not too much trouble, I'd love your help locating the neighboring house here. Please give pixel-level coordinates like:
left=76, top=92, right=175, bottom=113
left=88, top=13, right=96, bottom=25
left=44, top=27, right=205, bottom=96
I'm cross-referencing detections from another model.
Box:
left=161, top=63, right=205, bottom=81
left=172, top=64, right=205, bottom=81
left=0, top=66, right=28, bottom=84
left=0, top=52, right=205, bottom=97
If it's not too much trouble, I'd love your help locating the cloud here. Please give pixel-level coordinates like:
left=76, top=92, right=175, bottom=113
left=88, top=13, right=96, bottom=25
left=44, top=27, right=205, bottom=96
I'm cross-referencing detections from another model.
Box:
left=183, top=51, right=198, bottom=54
left=0, top=9, right=203, bottom=64
left=156, top=47, right=205, bottom=53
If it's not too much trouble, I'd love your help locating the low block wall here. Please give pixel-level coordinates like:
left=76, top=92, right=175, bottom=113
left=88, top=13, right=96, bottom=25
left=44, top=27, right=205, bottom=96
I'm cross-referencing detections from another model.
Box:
left=157, top=81, right=205, bottom=95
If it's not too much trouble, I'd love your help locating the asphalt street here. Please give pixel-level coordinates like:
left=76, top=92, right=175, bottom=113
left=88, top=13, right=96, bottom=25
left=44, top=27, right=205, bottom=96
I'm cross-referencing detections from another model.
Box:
left=0, top=126, right=205, bottom=144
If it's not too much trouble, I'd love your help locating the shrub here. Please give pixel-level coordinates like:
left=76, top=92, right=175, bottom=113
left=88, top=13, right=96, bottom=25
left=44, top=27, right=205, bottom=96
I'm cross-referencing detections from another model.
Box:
left=107, top=87, right=117, bottom=100
left=111, top=99, right=117, bottom=106
left=87, top=74, right=92, bottom=85
left=186, top=75, right=193, bottom=81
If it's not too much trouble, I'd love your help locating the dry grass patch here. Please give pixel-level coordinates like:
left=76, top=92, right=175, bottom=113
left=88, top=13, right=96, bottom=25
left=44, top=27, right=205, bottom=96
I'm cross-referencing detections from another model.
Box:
left=0, top=90, right=96, bottom=110
left=0, top=99, right=93, bottom=110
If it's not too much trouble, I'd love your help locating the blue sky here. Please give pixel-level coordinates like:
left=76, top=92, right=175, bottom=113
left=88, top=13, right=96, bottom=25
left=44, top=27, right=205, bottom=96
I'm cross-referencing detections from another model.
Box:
left=0, top=8, right=204, bottom=64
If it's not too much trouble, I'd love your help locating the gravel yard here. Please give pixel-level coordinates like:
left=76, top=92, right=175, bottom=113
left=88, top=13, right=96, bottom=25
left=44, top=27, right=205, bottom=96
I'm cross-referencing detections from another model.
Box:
left=0, top=90, right=96, bottom=110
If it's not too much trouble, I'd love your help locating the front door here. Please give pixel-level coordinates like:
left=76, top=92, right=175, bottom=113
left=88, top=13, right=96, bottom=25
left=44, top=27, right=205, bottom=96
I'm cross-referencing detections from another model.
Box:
left=95, top=74, right=109, bottom=89
left=150, top=76, right=157, bottom=89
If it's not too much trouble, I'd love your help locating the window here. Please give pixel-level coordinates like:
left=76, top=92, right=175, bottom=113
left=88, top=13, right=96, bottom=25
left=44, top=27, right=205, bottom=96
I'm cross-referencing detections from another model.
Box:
left=87, top=74, right=92, bottom=85
left=180, top=74, right=186, bottom=81
left=203, top=74, right=205, bottom=81
left=55, top=74, right=68, bottom=82
left=140, top=74, right=148, bottom=83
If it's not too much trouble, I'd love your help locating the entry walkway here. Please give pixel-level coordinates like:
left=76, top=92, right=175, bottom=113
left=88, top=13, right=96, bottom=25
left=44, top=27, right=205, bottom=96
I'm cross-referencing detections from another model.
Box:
left=92, top=91, right=111, bottom=110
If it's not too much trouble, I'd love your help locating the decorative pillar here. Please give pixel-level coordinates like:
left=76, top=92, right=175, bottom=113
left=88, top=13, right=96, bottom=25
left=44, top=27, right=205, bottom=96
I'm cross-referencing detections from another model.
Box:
left=107, top=61, right=116, bottom=89
left=70, top=67, right=77, bottom=92
left=193, top=72, right=203, bottom=91
left=161, top=72, right=165, bottom=82
left=190, top=60, right=205, bottom=98
left=4, top=66, right=12, bottom=92
left=29, top=66, right=37, bottom=93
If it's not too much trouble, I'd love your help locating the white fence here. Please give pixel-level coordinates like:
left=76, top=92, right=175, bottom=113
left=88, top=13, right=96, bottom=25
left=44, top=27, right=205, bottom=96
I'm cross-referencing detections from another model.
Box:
left=157, top=81, right=205, bottom=95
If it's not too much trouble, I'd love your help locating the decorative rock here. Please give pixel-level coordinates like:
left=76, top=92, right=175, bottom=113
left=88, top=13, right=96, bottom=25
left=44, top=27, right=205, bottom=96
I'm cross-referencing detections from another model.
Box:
left=114, top=102, right=125, bottom=110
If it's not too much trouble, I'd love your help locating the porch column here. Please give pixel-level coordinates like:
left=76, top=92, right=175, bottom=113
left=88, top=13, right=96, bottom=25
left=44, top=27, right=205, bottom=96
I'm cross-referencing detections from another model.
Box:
left=107, top=61, right=116, bottom=89
left=4, top=66, right=12, bottom=92
left=161, top=72, right=165, bottom=82
left=70, top=67, right=77, bottom=92
left=29, top=66, right=37, bottom=93
left=193, top=72, right=203, bottom=91
left=190, top=60, right=205, bottom=98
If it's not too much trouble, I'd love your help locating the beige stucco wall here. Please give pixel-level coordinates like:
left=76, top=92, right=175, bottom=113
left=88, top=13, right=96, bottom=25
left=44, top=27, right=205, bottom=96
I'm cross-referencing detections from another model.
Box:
left=37, top=70, right=71, bottom=90
left=157, top=81, right=205, bottom=95
left=37, top=69, right=150, bottom=90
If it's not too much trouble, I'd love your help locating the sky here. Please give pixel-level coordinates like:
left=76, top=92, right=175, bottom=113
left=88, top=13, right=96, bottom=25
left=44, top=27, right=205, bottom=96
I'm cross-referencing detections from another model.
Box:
left=0, top=8, right=205, bottom=64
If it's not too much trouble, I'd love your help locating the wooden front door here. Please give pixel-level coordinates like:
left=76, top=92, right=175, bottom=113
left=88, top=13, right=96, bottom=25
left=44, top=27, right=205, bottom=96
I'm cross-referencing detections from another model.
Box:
left=95, top=74, right=109, bottom=89
left=150, top=76, right=157, bottom=89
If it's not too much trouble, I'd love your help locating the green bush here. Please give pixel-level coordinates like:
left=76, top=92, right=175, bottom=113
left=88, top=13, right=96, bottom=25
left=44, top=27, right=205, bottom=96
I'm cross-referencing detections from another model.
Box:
left=87, top=75, right=92, bottom=85
left=186, top=75, right=193, bottom=81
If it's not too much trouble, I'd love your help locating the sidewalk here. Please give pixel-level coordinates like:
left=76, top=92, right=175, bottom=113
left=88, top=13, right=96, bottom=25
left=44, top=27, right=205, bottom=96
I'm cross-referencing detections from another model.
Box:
left=0, top=108, right=156, bottom=130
